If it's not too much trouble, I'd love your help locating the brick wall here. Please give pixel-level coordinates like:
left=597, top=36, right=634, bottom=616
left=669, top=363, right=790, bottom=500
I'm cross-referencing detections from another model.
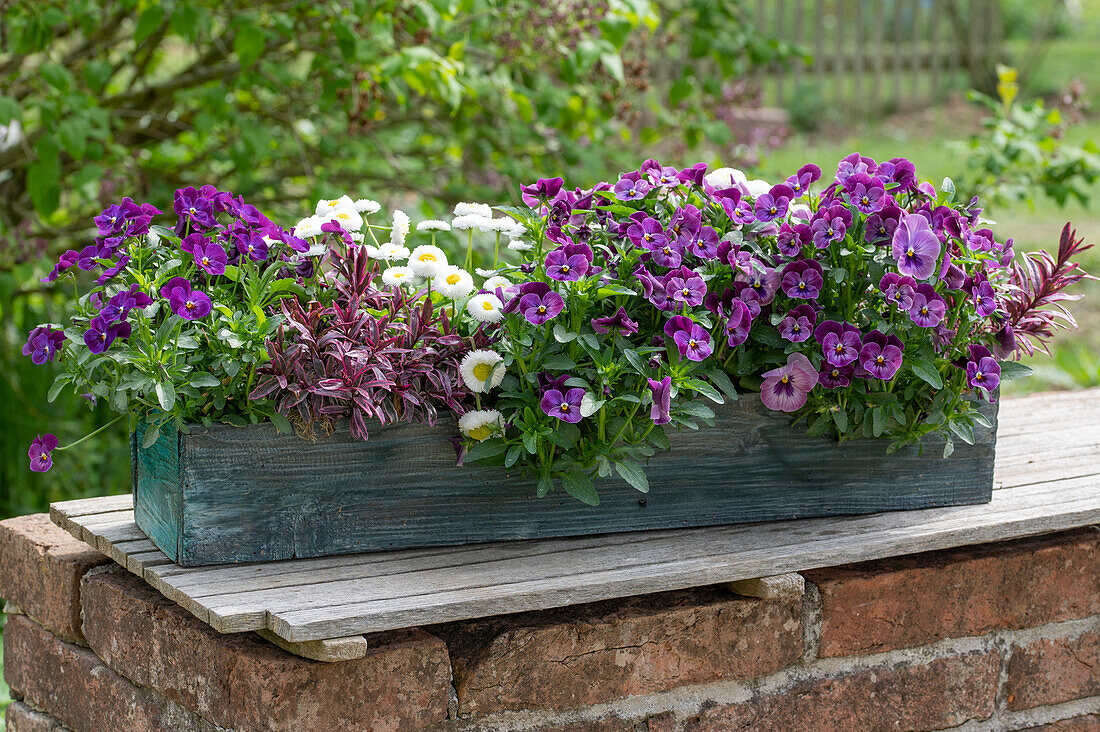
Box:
left=1, top=514, right=1097, bottom=732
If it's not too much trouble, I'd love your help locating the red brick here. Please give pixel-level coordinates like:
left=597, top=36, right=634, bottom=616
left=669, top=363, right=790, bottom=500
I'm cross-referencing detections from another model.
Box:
left=1007, top=631, right=1100, bottom=710
left=804, top=529, right=1100, bottom=656
left=5, top=702, right=71, bottom=732
left=528, top=720, right=634, bottom=732
left=3, top=615, right=218, bottom=732
left=0, top=514, right=107, bottom=644
left=684, top=650, right=1001, bottom=732
left=437, top=586, right=803, bottom=716
left=1020, top=715, right=1100, bottom=732
left=80, top=566, right=451, bottom=731
left=645, top=711, right=677, bottom=732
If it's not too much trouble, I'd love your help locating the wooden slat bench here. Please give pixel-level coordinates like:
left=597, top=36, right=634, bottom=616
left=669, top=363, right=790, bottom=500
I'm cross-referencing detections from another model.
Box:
left=51, top=389, right=1100, bottom=660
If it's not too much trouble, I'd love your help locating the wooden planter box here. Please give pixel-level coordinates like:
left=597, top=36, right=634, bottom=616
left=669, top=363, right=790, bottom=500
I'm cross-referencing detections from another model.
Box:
left=133, top=398, right=998, bottom=567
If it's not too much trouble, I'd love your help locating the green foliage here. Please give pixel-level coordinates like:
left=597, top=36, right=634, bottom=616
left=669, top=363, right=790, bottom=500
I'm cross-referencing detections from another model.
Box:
left=956, top=67, right=1100, bottom=209
left=0, top=0, right=795, bottom=268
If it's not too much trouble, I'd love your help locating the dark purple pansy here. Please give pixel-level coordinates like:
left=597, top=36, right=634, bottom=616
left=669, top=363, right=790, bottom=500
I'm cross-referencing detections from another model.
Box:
left=818, top=363, right=854, bottom=389
left=28, top=433, right=58, bottom=473
left=651, top=165, right=681, bottom=188
left=835, top=152, right=876, bottom=185
left=41, top=249, right=80, bottom=283
left=908, top=284, right=946, bottom=327
left=892, top=213, right=942, bottom=280
left=664, top=266, right=706, bottom=307
left=737, top=264, right=781, bottom=305
left=627, top=217, right=667, bottom=249
left=685, top=225, right=720, bottom=260
left=815, top=320, right=862, bottom=367
left=540, top=387, right=585, bottom=423
left=520, top=177, right=565, bottom=206
left=159, top=277, right=212, bottom=320
left=545, top=247, right=589, bottom=282
left=881, top=157, right=917, bottom=189
left=614, top=177, right=650, bottom=201
left=518, top=288, right=565, bottom=325
left=647, top=376, right=672, bottom=425
left=663, top=315, right=694, bottom=338
left=635, top=266, right=672, bottom=311
left=859, top=330, right=904, bottom=380
left=23, top=326, right=65, bottom=365
left=235, top=230, right=269, bottom=261
left=865, top=205, right=903, bottom=244
left=780, top=259, right=824, bottom=300
left=972, top=279, right=997, bottom=317
left=95, top=256, right=130, bottom=285
left=879, top=272, right=917, bottom=310
left=754, top=184, right=794, bottom=223
left=810, top=213, right=846, bottom=249
left=173, top=186, right=217, bottom=231
left=83, top=316, right=131, bottom=354
left=725, top=299, right=754, bottom=347
left=591, top=307, right=639, bottom=336
left=778, top=304, right=817, bottom=343
left=760, top=353, right=819, bottom=412
left=193, top=241, right=227, bottom=275
left=846, top=173, right=886, bottom=214
left=965, top=347, right=1001, bottom=394
left=672, top=323, right=712, bottom=362
left=669, top=205, right=702, bottom=244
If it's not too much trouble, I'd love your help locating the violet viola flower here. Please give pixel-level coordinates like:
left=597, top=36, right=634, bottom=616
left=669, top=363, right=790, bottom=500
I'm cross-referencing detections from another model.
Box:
left=193, top=241, right=228, bottom=275
left=780, top=259, right=824, bottom=300
left=859, top=330, right=904, bottom=380
left=754, top=184, right=794, bottom=223
left=643, top=236, right=684, bottom=269
left=685, top=226, right=720, bottom=260
left=627, top=217, right=667, bottom=250
left=518, top=284, right=565, bottom=325
left=540, top=387, right=585, bottom=423
left=778, top=304, right=817, bottom=343
left=777, top=223, right=812, bottom=257
left=663, top=315, right=694, bottom=338
left=23, top=326, right=65, bottom=365
left=173, top=186, right=217, bottom=231
left=614, top=177, right=650, bottom=201
left=760, top=353, right=819, bottom=412
left=41, top=249, right=80, bottom=283
left=725, top=299, right=753, bottom=347
left=672, top=322, right=712, bottom=362
left=865, top=206, right=902, bottom=245
left=669, top=205, right=701, bottom=244
left=891, top=213, right=942, bottom=280
left=972, top=279, right=997, bottom=317
left=815, top=320, right=862, bottom=367
left=235, top=231, right=269, bottom=261
left=591, top=307, right=639, bottom=336
left=881, top=157, right=917, bottom=189
left=76, top=245, right=101, bottom=271
left=520, top=177, right=565, bottom=206
left=545, top=247, right=589, bottom=282
left=786, top=164, right=821, bottom=197
left=160, top=277, right=212, bottom=320
left=651, top=166, right=681, bottom=187
left=647, top=376, right=672, bottom=425
left=664, top=266, right=706, bottom=307
left=738, top=264, right=781, bottom=305
left=83, top=316, right=131, bottom=354
left=635, top=266, right=672, bottom=311
left=810, top=214, right=846, bottom=249
left=846, top=173, right=886, bottom=214
left=835, top=152, right=875, bottom=185
left=110, top=285, right=153, bottom=313
left=28, top=433, right=58, bottom=473
left=818, top=364, right=854, bottom=389
left=879, top=272, right=917, bottom=310
left=95, top=256, right=130, bottom=285
left=965, top=345, right=1001, bottom=394
left=908, top=284, right=947, bottom=328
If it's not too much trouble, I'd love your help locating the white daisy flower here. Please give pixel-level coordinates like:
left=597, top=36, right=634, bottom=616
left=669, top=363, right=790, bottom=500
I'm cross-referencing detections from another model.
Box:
left=408, top=245, right=448, bottom=278
left=294, top=215, right=325, bottom=238
left=416, top=219, right=451, bottom=232
left=501, top=221, right=527, bottom=239
left=349, top=231, right=365, bottom=243
left=745, top=179, right=771, bottom=197
left=375, top=243, right=410, bottom=261
left=467, top=293, right=504, bottom=323
left=390, top=210, right=410, bottom=246
left=475, top=267, right=497, bottom=277
left=459, top=350, right=505, bottom=393
left=483, top=275, right=512, bottom=294
left=381, top=266, right=415, bottom=287
left=327, top=207, right=364, bottom=232
left=704, top=167, right=748, bottom=189
left=315, top=195, right=355, bottom=216
left=507, top=239, right=533, bottom=251
left=433, top=266, right=475, bottom=299
left=451, top=214, right=495, bottom=232
left=354, top=198, right=381, bottom=214
left=458, top=409, right=504, bottom=442
left=453, top=202, right=493, bottom=218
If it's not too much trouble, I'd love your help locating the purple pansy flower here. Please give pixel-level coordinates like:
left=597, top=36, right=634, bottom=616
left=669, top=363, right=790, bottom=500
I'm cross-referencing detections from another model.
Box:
left=83, top=316, right=131, bottom=354
left=650, top=165, right=681, bottom=188
left=786, top=163, right=821, bottom=197
left=173, top=186, right=217, bottom=231
left=664, top=266, right=706, bottom=307
left=545, top=247, right=590, bottom=282
left=908, top=284, right=946, bottom=327
left=879, top=272, right=917, bottom=310
left=672, top=322, right=712, bottom=362
left=815, top=320, right=862, bottom=367
left=881, top=157, right=917, bottom=189
left=778, top=304, right=817, bottom=343
left=760, top=353, right=819, bottom=412
left=892, top=213, right=942, bottom=280
left=818, top=364, right=855, bottom=389
left=972, top=279, right=997, bottom=317
left=160, top=277, right=212, bottom=320
left=965, top=345, right=1001, bottom=394
left=859, top=330, right=904, bottom=380
left=648, top=376, right=672, bottom=425
left=737, top=264, right=781, bottom=305
left=23, top=326, right=65, bottom=365
left=518, top=284, right=565, bottom=325
left=685, top=225, right=720, bottom=260
left=95, top=256, right=130, bottom=285
left=646, top=237, right=683, bottom=269
left=753, top=184, right=794, bottom=223
left=846, top=173, right=886, bottom=213
left=591, top=307, right=639, bottom=336
left=235, top=230, right=269, bottom=261
left=810, top=213, right=846, bottom=249
left=669, top=205, right=701, bottom=244
left=614, top=177, right=650, bottom=201
left=725, top=299, right=754, bottom=347
left=780, top=259, right=824, bottom=300
left=627, top=217, right=667, bottom=249
left=540, top=387, right=585, bottom=423
left=520, top=177, right=565, bottom=206
left=28, top=433, right=58, bottom=473
left=835, top=152, right=876, bottom=185
left=865, top=206, right=902, bottom=244
left=193, top=241, right=227, bottom=275
left=41, top=249, right=80, bottom=283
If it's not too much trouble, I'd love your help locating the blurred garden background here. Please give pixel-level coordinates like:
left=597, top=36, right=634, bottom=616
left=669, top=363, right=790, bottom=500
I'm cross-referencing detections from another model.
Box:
left=0, top=1, right=1098, bottom=705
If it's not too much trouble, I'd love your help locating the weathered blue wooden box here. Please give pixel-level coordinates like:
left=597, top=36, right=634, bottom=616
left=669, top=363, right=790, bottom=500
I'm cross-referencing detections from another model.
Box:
left=132, top=398, right=997, bottom=566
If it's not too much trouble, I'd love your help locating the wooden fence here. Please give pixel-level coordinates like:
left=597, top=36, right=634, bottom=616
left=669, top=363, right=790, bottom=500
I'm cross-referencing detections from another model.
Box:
left=753, top=0, right=1004, bottom=113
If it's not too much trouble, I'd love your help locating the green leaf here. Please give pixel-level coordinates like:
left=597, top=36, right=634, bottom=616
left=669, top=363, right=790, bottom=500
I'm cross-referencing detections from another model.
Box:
left=541, top=354, right=577, bottom=370
left=57, top=118, right=89, bottom=159
left=998, top=360, right=1034, bottom=381
left=683, top=378, right=723, bottom=404
left=552, top=324, right=576, bottom=343
left=504, top=444, right=522, bottom=468
left=536, top=474, right=553, bottom=498
left=234, top=23, right=266, bottom=69
left=47, top=376, right=69, bottom=403
left=0, top=96, right=19, bottom=125
left=872, top=407, right=887, bottom=437
left=141, top=422, right=162, bottom=449
left=134, top=4, right=166, bottom=45
left=463, top=438, right=508, bottom=462
left=623, top=349, right=650, bottom=375
left=910, top=360, right=944, bottom=389
left=522, top=431, right=538, bottom=455
left=155, top=381, right=177, bottom=412
left=615, top=460, right=650, bottom=493
left=831, top=408, right=849, bottom=434
left=269, top=412, right=294, bottom=435
left=705, top=369, right=738, bottom=400
left=39, top=63, right=72, bottom=91
left=561, top=473, right=600, bottom=506
left=668, top=77, right=692, bottom=106
left=190, top=373, right=221, bottom=388
left=948, top=419, right=975, bottom=445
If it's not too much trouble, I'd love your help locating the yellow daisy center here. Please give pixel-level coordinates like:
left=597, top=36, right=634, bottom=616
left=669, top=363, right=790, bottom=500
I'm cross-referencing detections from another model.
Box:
left=468, top=425, right=493, bottom=441
left=446, top=273, right=461, bottom=285
left=473, top=363, right=494, bottom=382
left=481, top=301, right=494, bottom=311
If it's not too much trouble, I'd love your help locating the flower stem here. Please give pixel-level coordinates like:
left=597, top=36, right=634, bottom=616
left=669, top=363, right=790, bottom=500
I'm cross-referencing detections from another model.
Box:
left=58, top=414, right=127, bottom=452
